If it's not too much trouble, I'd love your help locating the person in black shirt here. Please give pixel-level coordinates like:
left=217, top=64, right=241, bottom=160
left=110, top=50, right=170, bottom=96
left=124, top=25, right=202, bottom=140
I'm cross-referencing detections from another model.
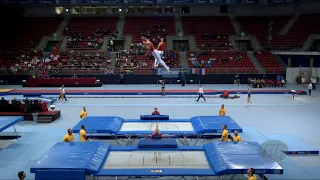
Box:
left=11, top=97, right=19, bottom=105
left=32, top=98, right=41, bottom=112
left=18, top=171, right=26, bottom=180
left=161, top=80, right=165, bottom=96
left=0, top=97, right=8, bottom=105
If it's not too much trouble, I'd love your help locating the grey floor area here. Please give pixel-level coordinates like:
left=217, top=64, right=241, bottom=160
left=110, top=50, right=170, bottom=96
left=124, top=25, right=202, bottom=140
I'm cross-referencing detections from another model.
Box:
left=0, top=84, right=319, bottom=180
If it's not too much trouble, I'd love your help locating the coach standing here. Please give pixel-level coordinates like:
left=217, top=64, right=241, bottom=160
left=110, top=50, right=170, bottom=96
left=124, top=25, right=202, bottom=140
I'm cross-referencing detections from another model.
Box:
left=196, top=85, right=206, bottom=102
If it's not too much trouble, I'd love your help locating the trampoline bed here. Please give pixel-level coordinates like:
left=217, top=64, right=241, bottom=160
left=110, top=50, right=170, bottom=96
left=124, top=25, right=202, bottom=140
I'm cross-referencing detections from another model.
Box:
left=30, top=142, right=283, bottom=180
left=72, top=116, right=243, bottom=145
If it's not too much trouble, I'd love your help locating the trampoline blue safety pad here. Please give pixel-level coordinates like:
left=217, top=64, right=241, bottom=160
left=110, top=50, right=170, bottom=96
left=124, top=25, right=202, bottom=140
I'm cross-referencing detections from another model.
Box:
left=30, top=142, right=283, bottom=179
left=0, top=116, right=24, bottom=132
left=72, top=116, right=242, bottom=135
left=30, top=142, right=110, bottom=174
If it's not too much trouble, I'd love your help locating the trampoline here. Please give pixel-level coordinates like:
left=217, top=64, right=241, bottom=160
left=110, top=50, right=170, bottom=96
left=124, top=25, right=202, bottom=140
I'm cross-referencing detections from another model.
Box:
left=30, top=142, right=283, bottom=180
left=0, top=116, right=24, bottom=138
left=72, top=116, right=243, bottom=145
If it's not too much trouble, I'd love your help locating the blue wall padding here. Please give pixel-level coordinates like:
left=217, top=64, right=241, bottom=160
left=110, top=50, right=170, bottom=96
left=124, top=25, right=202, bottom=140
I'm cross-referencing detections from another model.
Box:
left=191, top=116, right=243, bottom=133
left=35, top=170, right=86, bottom=180
left=72, top=116, right=124, bottom=133
left=204, top=142, right=283, bottom=175
left=140, top=115, right=169, bottom=120
left=31, top=142, right=110, bottom=174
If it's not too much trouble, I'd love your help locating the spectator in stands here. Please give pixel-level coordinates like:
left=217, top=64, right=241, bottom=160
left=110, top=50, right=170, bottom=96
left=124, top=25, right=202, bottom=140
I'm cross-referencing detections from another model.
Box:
left=221, top=125, right=228, bottom=142
left=150, top=128, right=163, bottom=140
left=219, top=104, right=226, bottom=116
left=0, top=97, right=8, bottom=105
left=232, top=131, right=242, bottom=142
left=62, top=129, right=74, bottom=142
left=18, top=171, right=26, bottom=180
left=247, top=168, right=257, bottom=180
left=152, top=107, right=160, bottom=115
left=80, top=107, right=88, bottom=119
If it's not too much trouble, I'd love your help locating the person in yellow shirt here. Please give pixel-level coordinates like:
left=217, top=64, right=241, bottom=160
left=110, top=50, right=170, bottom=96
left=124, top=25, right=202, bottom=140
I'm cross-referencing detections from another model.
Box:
left=248, top=168, right=257, bottom=180
left=62, top=129, right=74, bottom=142
left=232, top=131, right=242, bottom=142
left=79, top=125, right=87, bottom=142
left=219, top=104, right=226, bottom=116
left=80, top=107, right=88, bottom=119
left=221, top=125, right=229, bottom=142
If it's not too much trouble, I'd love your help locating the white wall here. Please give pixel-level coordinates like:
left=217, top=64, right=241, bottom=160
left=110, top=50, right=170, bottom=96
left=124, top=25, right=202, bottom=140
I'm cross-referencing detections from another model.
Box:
left=286, top=67, right=314, bottom=83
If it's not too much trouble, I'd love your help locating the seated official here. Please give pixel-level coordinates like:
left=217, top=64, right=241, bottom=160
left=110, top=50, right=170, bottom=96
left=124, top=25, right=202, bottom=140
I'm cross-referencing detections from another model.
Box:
left=221, top=125, right=229, bottom=142
left=219, top=104, right=226, bottom=116
left=150, top=128, right=163, bottom=139
left=80, top=107, right=88, bottom=119
left=152, top=107, right=160, bottom=115
left=10, top=97, right=20, bottom=105
left=79, top=125, right=87, bottom=142
left=62, top=129, right=74, bottom=142
left=31, top=98, right=41, bottom=112
left=0, top=97, right=8, bottom=105
left=232, top=131, right=242, bottom=142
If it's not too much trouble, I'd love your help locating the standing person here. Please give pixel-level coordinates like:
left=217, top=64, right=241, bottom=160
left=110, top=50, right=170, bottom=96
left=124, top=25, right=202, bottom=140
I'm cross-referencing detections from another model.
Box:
left=80, top=107, right=88, bottom=119
left=219, top=104, right=226, bottom=116
left=312, top=76, right=317, bottom=90
left=18, top=171, right=26, bottom=180
left=161, top=80, right=165, bottom=96
left=221, top=125, right=229, bottom=142
left=196, top=85, right=206, bottom=102
left=59, top=85, right=68, bottom=101
left=247, top=168, right=257, bottom=180
left=141, top=35, right=170, bottom=71
left=308, top=82, right=313, bottom=96
left=62, top=129, right=74, bottom=142
left=79, top=125, right=87, bottom=142
left=247, top=89, right=252, bottom=104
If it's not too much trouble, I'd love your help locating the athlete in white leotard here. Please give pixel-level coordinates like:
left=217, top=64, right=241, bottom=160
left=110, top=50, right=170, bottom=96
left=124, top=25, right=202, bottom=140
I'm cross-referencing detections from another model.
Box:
left=141, top=35, right=170, bottom=72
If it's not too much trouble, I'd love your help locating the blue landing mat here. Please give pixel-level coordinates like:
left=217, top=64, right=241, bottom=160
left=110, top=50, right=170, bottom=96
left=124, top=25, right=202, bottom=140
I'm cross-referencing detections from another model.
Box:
left=265, top=134, right=319, bottom=155
left=0, top=116, right=24, bottom=132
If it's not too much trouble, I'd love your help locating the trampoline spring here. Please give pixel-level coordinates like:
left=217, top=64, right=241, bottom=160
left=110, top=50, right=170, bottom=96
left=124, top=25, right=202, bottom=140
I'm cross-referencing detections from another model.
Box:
left=156, top=156, right=158, bottom=164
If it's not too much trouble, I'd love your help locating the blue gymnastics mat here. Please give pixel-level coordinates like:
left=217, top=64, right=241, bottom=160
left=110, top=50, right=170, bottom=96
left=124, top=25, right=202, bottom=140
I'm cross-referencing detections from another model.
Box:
left=265, top=134, right=319, bottom=155
left=72, top=116, right=243, bottom=135
left=0, top=116, right=24, bottom=132
left=30, top=142, right=282, bottom=180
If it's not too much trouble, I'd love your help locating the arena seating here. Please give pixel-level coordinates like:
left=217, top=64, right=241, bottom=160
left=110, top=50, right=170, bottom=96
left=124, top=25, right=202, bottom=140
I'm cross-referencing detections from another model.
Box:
left=181, top=17, right=234, bottom=49
left=271, top=14, right=320, bottom=50
left=255, top=52, right=284, bottom=73
left=123, top=17, right=175, bottom=43
left=7, top=17, right=63, bottom=49
left=65, top=17, right=118, bottom=50
left=237, top=16, right=291, bottom=48
left=187, top=51, right=256, bottom=73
